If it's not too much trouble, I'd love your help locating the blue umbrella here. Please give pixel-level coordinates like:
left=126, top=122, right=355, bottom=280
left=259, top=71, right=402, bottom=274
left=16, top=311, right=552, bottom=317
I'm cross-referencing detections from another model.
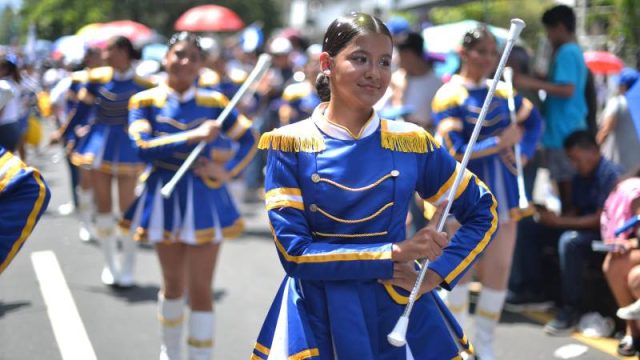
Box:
left=625, top=79, right=640, bottom=142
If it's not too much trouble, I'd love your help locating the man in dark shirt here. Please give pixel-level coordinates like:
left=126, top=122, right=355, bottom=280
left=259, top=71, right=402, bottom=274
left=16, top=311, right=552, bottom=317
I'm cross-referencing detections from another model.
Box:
left=538, top=130, right=623, bottom=335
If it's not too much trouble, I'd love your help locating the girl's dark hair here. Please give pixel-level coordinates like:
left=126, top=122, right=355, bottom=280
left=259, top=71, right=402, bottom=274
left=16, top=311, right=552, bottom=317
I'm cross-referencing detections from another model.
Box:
left=507, top=45, right=531, bottom=75
left=315, top=12, right=392, bottom=102
left=461, top=25, right=495, bottom=50
left=0, top=55, right=21, bottom=83
left=168, top=31, right=203, bottom=53
left=108, top=36, right=141, bottom=60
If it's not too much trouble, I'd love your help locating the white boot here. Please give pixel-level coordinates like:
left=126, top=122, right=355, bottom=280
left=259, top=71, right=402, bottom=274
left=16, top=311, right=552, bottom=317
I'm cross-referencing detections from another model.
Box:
left=77, top=187, right=96, bottom=242
left=96, top=214, right=119, bottom=286
left=159, top=293, right=184, bottom=360
left=446, top=282, right=470, bottom=330
left=188, top=311, right=214, bottom=360
left=117, top=231, right=137, bottom=287
left=473, top=287, right=507, bottom=360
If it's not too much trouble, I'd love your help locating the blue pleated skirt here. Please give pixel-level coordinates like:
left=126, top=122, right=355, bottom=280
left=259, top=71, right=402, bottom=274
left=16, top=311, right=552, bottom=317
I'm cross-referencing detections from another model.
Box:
left=71, top=123, right=144, bottom=176
left=120, top=169, right=243, bottom=245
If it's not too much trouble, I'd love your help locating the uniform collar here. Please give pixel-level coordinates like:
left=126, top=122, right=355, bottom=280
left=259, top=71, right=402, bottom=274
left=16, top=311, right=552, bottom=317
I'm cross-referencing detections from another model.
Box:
left=312, top=102, right=379, bottom=140
left=113, top=67, right=135, bottom=81
left=163, top=83, right=196, bottom=103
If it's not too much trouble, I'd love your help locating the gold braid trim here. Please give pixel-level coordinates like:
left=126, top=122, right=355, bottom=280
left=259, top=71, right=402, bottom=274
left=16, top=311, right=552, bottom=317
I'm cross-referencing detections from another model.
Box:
left=381, top=128, right=440, bottom=153
left=258, top=132, right=325, bottom=153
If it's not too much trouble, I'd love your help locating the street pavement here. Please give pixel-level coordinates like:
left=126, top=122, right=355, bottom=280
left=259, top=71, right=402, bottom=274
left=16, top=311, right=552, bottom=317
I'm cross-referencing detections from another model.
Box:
left=0, top=143, right=625, bottom=360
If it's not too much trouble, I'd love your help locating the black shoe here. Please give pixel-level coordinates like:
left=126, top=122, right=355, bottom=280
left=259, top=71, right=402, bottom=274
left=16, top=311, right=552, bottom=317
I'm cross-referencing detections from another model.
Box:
left=618, top=335, right=640, bottom=356
left=544, top=308, right=579, bottom=336
left=504, top=291, right=553, bottom=312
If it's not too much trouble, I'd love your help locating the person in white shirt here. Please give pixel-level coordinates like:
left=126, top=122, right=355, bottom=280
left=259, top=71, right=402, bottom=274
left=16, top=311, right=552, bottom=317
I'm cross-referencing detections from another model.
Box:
left=391, top=32, right=442, bottom=132
left=0, top=54, right=23, bottom=152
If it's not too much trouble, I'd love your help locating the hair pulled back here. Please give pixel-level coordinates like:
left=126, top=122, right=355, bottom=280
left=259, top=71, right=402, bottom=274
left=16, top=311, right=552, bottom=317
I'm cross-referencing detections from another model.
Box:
left=108, top=36, right=141, bottom=60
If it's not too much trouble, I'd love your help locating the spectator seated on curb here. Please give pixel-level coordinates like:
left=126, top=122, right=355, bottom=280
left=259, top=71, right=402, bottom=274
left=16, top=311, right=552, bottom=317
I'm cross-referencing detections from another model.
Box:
left=534, top=130, right=622, bottom=336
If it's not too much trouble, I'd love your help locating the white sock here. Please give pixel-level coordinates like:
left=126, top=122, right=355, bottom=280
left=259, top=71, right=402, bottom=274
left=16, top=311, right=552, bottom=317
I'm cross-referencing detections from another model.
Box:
left=96, top=213, right=118, bottom=285
left=77, top=188, right=95, bottom=241
left=188, top=311, right=215, bottom=360
left=474, top=287, right=506, bottom=360
left=159, top=293, right=184, bottom=360
left=446, top=282, right=470, bottom=329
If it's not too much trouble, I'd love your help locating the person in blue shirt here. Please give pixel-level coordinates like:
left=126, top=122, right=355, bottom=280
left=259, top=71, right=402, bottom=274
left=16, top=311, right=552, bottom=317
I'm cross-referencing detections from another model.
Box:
left=124, top=32, right=257, bottom=360
left=535, top=130, right=622, bottom=335
left=516, top=5, right=588, bottom=214
left=0, top=146, right=51, bottom=275
left=60, top=36, right=156, bottom=288
left=252, top=12, right=498, bottom=359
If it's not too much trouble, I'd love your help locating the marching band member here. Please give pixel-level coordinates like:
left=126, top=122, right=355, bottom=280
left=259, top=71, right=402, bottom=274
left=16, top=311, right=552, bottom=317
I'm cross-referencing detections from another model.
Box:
left=122, top=32, right=257, bottom=360
left=0, top=146, right=50, bottom=275
left=277, top=44, right=322, bottom=126
left=432, top=26, right=542, bottom=359
left=61, top=36, right=155, bottom=287
left=253, top=13, right=497, bottom=359
left=50, top=47, right=103, bottom=242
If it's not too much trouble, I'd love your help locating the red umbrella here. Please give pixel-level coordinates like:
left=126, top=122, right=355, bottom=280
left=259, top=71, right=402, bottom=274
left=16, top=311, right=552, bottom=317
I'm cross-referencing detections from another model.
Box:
left=175, top=5, right=244, bottom=32
left=584, top=51, right=624, bottom=74
left=87, top=20, right=154, bottom=48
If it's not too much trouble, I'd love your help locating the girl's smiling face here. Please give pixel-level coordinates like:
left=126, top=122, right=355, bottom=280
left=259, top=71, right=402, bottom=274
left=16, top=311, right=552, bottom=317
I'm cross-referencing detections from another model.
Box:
left=322, top=32, right=392, bottom=109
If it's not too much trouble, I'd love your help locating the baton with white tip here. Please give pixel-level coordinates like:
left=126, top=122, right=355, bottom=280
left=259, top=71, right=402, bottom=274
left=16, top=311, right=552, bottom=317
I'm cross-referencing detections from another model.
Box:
left=160, top=53, right=272, bottom=199
left=502, top=66, right=530, bottom=210
left=387, top=18, right=526, bottom=348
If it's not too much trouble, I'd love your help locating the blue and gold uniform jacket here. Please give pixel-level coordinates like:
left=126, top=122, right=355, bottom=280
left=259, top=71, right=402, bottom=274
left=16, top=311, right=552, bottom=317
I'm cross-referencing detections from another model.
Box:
left=253, top=103, right=498, bottom=359
left=0, top=147, right=50, bottom=275
left=433, top=75, right=542, bottom=221
left=127, top=85, right=256, bottom=176
left=61, top=66, right=155, bottom=138
left=121, top=85, right=257, bottom=244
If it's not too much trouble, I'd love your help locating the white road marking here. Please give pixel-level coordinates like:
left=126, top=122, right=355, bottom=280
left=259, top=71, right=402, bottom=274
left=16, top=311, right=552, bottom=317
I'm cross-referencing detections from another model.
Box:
left=31, top=250, right=97, bottom=360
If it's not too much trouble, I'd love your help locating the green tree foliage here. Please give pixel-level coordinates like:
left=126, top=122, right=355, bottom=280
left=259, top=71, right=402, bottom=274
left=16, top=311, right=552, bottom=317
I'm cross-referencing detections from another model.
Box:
left=0, top=6, right=20, bottom=45
left=20, top=0, right=112, bottom=40
left=429, top=0, right=555, bottom=50
left=20, top=0, right=282, bottom=42
left=615, top=0, right=640, bottom=64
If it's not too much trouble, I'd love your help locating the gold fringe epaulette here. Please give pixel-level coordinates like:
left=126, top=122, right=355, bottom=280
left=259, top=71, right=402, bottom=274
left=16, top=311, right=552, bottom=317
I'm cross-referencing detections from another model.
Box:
left=87, top=66, right=114, bottom=84
left=258, top=120, right=325, bottom=152
left=133, top=75, right=157, bottom=89
left=128, top=87, right=166, bottom=110
left=258, top=132, right=325, bottom=152
left=380, top=120, right=440, bottom=153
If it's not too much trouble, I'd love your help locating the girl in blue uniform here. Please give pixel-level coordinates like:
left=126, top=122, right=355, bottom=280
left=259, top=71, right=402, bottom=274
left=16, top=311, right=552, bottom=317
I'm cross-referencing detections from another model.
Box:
left=0, top=146, right=50, bottom=275
left=432, top=26, right=542, bottom=359
left=254, top=13, right=498, bottom=360
left=63, top=36, right=155, bottom=287
left=278, top=44, right=322, bottom=126
left=123, top=32, right=257, bottom=360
